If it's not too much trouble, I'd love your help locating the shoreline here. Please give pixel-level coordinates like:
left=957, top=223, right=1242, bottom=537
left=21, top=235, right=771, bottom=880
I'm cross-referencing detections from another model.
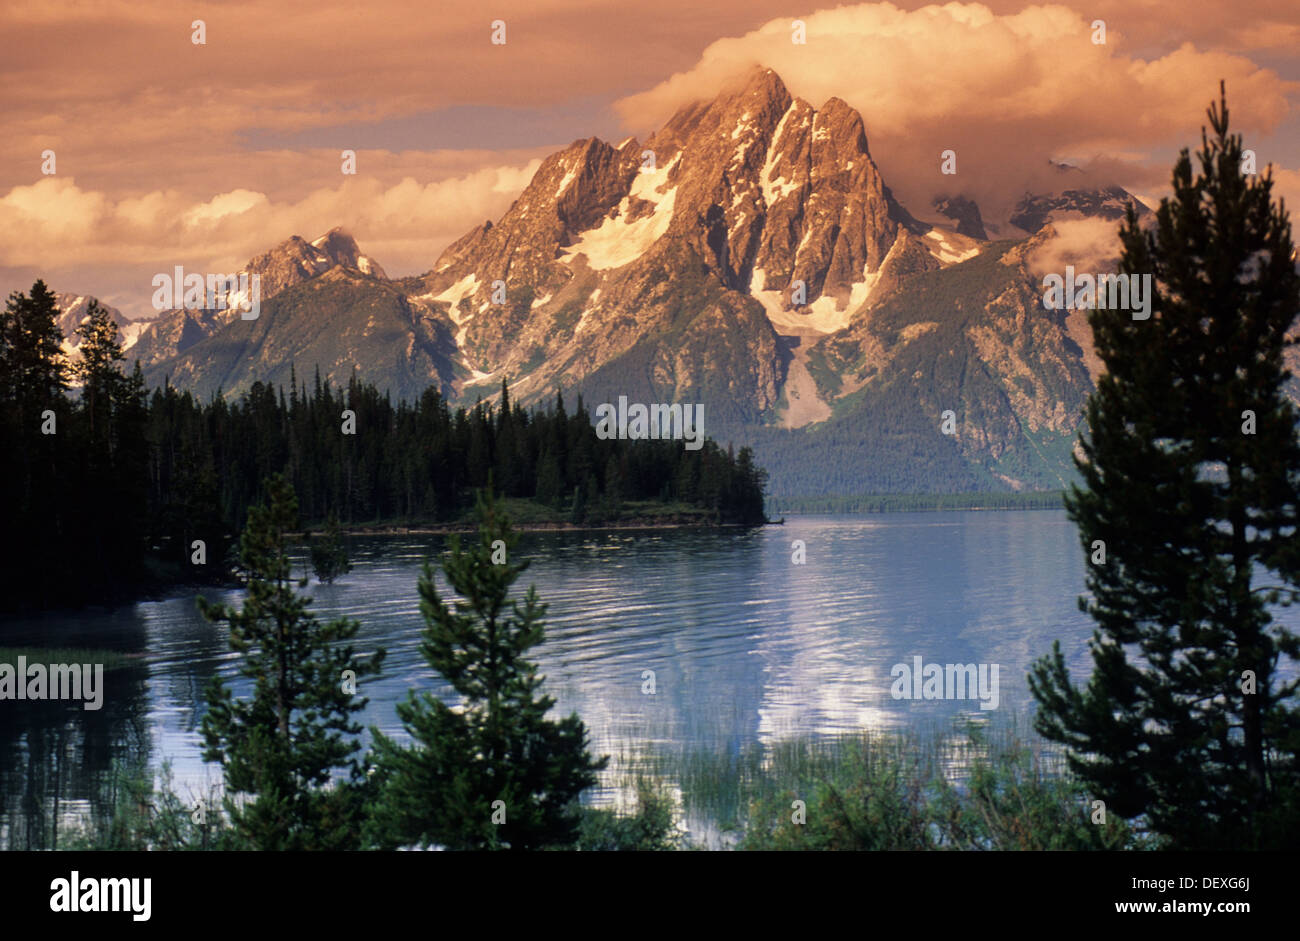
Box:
left=293, top=516, right=756, bottom=538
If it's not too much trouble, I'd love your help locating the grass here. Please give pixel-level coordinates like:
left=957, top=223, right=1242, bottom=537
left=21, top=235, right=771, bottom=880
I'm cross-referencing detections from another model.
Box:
left=42, top=714, right=1153, bottom=851
left=601, top=714, right=1148, bottom=850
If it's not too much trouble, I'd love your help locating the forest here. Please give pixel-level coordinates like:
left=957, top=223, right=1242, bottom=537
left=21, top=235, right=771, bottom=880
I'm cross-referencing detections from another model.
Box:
left=0, top=280, right=769, bottom=612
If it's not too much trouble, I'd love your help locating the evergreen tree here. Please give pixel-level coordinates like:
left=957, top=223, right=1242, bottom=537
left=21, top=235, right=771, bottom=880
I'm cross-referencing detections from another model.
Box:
left=0, top=363, right=769, bottom=611
left=569, top=483, right=586, bottom=525
left=73, top=299, right=124, bottom=447
left=535, top=444, right=563, bottom=507
left=0, top=281, right=71, bottom=604
left=732, top=445, right=769, bottom=525
left=71, top=301, right=149, bottom=592
left=1029, top=85, right=1300, bottom=849
left=310, top=511, right=352, bottom=584
left=199, top=474, right=385, bottom=849
left=168, top=437, right=228, bottom=581
left=0, top=280, right=68, bottom=421
left=367, top=487, right=606, bottom=849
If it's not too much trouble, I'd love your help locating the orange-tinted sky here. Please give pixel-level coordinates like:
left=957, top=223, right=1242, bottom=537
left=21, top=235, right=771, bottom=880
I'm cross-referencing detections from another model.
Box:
left=3, top=0, right=1299, bottom=317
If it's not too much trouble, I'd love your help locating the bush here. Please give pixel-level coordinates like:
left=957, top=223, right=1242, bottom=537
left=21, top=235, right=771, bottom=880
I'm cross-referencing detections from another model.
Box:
left=60, top=761, right=226, bottom=851
left=577, top=784, right=681, bottom=851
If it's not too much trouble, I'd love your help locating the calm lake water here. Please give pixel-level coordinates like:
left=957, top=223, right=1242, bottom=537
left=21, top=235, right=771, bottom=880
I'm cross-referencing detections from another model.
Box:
left=2, top=509, right=1248, bottom=847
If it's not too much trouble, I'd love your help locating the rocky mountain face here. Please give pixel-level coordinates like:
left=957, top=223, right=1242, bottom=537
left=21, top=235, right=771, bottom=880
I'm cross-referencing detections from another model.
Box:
left=150, top=266, right=457, bottom=402
left=245, top=227, right=387, bottom=298
left=126, top=227, right=401, bottom=392
left=932, top=195, right=988, bottom=241
left=55, top=292, right=128, bottom=350
left=62, top=67, right=1168, bottom=494
left=404, top=67, right=962, bottom=425
left=1010, top=184, right=1151, bottom=234
left=779, top=228, right=1093, bottom=494
left=53, top=293, right=151, bottom=355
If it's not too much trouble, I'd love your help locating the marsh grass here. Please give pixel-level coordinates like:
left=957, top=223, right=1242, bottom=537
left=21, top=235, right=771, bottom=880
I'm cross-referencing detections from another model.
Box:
left=58, top=760, right=227, bottom=851
left=600, top=714, right=1148, bottom=850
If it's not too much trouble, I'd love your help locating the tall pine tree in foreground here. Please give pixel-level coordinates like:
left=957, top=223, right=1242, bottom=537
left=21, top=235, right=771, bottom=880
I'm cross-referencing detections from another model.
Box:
left=367, top=487, right=607, bottom=850
left=1030, top=84, right=1300, bottom=849
left=200, top=474, right=385, bottom=849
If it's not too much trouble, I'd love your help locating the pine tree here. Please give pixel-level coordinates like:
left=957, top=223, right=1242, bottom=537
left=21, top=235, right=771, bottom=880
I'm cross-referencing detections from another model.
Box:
left=0, top=282, right=72, bottom=604
left=535, top=444, right=563, bottom=507
left=74, top=299, right=124, bottom=448
left=367, top=486, right=606, bottom=849
left=168, top=435, right=228, bottom=580
left=569, top=483, right=586, bottom=525
left=0, top=281, right=68, bottom=422
left=310, top=511, right=352, bottom=584
left=1029, top=84, right=1300, bottom=849
left=71, top=300, right=150, bottom=592
left=199, top=474, right=385, bottom=849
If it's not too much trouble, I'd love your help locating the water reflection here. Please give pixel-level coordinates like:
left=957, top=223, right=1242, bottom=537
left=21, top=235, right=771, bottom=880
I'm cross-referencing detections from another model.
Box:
left=0, top=664, right=150, bottom=849
left=5, top=511, right=1254, bottom=847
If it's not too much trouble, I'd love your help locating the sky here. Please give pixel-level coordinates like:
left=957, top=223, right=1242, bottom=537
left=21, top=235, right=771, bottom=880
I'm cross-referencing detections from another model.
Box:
left=3, top=0, right=1299, bottom=318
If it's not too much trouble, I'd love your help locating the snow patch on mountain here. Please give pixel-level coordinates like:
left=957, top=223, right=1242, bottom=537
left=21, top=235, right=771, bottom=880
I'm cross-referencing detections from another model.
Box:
left=731, top=111, right=754, bottom=140
left=54, top=291, right=148, bottom=353
left=629, top=153, right=679, bottom=200
left=557, top=163, right=579, bottom=196
left=750, top=230, right=906, bottom=336
left=924, top=229, right=981, bottom=265
left=434, top=274, right=481, bottom=324
left=750, top=266, right=864, bottom=334
left=119, top=320, right=150, bottom=350
left=803, top=263, right=880, bottom=333
left=761, top=103, right=801, bottom=207
left=561, top=158, right=680, bottom=271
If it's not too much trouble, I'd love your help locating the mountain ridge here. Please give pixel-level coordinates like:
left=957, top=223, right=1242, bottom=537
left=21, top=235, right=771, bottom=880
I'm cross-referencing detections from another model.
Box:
left=51, top=66, right=1165, bottom=494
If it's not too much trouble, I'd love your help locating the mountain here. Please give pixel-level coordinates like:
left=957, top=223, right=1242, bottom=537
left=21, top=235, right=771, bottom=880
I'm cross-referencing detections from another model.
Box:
left=129, top=226, right=410, bottom=393
left=54, top=293, right=156, bottom=355
left=932, top=195, right=988, bottom=241
left=757, top=228, right=1094, bottom=495
left=149, top=266, right=458, bottom=401
left=66, top=67, right=1166, bottom=495
left=1010, top=184, right=1151, bottom=234
left=244, top=226, right=387, bottom=297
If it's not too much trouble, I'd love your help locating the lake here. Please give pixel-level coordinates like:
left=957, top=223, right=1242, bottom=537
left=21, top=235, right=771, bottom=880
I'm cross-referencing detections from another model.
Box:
left=0, top=510, right=1153, bottom=847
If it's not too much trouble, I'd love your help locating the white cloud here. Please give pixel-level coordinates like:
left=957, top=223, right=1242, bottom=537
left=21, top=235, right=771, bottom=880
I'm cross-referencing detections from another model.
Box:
left=615, top=2, right=1297, bottom=225
left=0, top=158, right=544, bottom=317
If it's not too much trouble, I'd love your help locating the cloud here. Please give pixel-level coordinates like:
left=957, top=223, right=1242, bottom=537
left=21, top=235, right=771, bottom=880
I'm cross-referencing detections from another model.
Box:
left=183, top=189, right=269, bottom=229
left=0, top=159, right=542, bottom=317
left=614, top=3, right=1298, bottom=227
left=1268, top=166, right=1300, bottom=218
left=1026, top=218, right=1130, bottom=279
left=4, top=0, right=1300, bottom=316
